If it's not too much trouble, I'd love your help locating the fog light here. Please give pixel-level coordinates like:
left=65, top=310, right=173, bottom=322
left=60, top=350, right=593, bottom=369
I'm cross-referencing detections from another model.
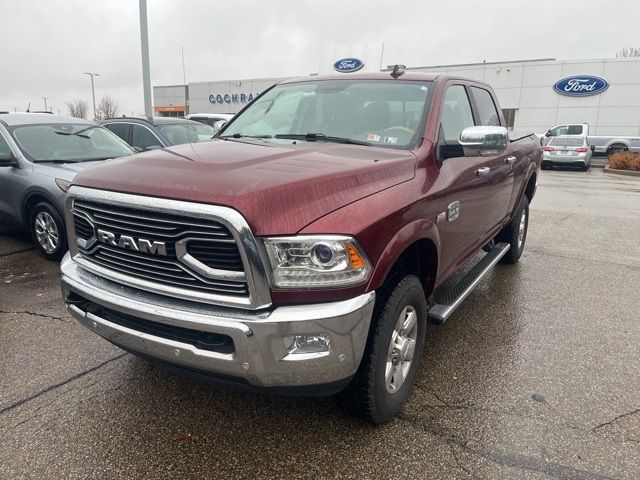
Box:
left=282, top=334, right=331, bottom=360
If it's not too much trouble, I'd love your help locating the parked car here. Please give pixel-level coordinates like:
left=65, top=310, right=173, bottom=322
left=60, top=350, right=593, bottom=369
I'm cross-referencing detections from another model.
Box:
left=540, top=123, right=640, bottom=155
left=100, top=117, right=215, bottom=151
left=61, top=71, right=541, bottom=423
left=0, top=113, right=135, bottom=259
left=186, top=113, right=234, bottom=132
left=542, top=136, right=592, bottom=171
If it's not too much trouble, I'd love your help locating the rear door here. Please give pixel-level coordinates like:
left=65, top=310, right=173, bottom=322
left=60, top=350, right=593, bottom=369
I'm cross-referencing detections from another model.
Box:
left=469, top=85, right=514, bottom=234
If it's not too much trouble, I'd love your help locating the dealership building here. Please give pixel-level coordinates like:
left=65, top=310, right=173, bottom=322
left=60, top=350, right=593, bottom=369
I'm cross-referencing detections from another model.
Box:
left=153, top=56, right=640, bottom=136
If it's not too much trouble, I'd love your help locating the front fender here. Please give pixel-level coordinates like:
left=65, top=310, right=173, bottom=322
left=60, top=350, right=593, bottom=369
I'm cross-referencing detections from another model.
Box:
left=366, top=219, right=440, bottom=292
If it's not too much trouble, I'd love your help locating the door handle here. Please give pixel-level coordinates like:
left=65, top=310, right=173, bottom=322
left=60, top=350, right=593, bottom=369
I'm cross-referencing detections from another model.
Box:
left=475, top=167, right=491, bottom=177
left=506, top=156, right=516, bottom=165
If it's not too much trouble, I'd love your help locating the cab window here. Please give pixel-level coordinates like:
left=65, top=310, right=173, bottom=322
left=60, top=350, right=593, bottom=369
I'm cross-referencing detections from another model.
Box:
left=441, top=85, right=475, bottom=142
left=549, top=124, right=583, bottom=137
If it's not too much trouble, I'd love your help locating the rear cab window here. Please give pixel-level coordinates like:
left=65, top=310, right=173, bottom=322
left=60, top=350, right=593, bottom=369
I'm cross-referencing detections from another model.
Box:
left=471, top=86, right=501, bottom=126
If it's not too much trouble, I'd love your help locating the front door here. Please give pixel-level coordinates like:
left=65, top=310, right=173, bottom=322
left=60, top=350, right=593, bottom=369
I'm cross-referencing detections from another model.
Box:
left=436, top=84, right=491, bottom=279
left=469, top=86, right=514, bottom=233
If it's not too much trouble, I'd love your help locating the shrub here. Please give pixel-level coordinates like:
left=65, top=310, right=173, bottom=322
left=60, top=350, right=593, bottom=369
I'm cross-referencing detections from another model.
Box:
left=609, top=151, right=640, bottom=171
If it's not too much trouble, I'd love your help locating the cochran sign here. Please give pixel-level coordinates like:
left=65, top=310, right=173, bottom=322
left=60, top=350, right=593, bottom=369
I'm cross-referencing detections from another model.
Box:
left=209, top=93, right=259, bottom=104
left=553, top=75, right=609, bottom=96
left=333, top=57, right=364, bottom=73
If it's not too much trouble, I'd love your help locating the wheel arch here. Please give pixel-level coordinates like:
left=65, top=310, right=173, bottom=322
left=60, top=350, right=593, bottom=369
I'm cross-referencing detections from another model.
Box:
left=524, top=170, right=537, bottom=203
left=606, top=141, right=630, bottom=153
left=367, top=220, right=440, bottom=299
left=21, top=187, right=64, bottom=225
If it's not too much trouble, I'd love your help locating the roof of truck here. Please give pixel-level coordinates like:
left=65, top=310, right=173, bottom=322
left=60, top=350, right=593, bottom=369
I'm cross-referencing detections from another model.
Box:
left=279, top=72, right=442, bottom=84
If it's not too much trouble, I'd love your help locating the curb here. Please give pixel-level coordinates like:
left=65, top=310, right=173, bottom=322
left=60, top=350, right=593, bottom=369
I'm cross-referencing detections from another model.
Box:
left=603, top=166, right=640, bottom=177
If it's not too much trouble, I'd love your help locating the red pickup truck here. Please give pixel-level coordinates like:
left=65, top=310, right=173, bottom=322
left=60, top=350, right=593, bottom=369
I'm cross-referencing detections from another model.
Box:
left=61, top=70, right=541, bottom=423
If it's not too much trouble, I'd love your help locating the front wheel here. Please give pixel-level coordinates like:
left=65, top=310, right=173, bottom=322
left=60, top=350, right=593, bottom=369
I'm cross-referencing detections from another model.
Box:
left=30, top=202, right=67, bottom=260
left=496, top=196, right=529, bottom=264
left=342, top=275, right=427, bottom=424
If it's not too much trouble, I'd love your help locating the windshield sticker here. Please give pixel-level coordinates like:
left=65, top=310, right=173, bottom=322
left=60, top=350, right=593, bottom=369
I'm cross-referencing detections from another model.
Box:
left=383, top=136, right=398, bottom=144
left=367, top=133, right=381, bottom=142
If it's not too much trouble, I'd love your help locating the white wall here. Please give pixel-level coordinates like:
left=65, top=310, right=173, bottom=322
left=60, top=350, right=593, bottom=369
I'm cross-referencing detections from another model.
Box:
left=412, top=57, right=640, bottom=136
left=155, top=57, right=640, bottom=136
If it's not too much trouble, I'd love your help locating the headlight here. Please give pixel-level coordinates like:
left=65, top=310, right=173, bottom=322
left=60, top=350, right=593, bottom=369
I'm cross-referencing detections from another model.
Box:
left=263, top=235, right=372, bottom=288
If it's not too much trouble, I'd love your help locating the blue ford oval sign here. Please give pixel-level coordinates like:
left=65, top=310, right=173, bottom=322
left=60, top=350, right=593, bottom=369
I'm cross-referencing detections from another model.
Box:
left=553, top=75, right=609, bottom=96
left=333, top=58, right=364, bottom=73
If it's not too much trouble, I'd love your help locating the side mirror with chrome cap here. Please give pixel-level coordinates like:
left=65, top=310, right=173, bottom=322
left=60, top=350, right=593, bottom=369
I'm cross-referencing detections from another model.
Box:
left=459, top=126, right=508, bottom=157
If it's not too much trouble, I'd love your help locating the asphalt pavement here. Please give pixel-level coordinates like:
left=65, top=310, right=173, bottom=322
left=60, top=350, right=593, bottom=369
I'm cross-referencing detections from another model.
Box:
left=1, top=168, right=639, bottom=479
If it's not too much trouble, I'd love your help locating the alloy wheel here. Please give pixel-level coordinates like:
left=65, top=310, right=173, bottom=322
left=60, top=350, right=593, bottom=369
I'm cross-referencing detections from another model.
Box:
left=385, top=305, right=418, bottom=393
left=34, top=211, right=59, bottom=254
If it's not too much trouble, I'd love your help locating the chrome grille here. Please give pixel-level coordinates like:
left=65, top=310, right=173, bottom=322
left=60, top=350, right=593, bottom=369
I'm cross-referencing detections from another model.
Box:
left=71, top=199, right=249, bottom=300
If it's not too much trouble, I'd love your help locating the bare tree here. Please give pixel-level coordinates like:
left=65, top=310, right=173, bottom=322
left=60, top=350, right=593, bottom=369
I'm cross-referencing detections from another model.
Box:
left=616, top=46, right=640, bottom=58
left=95, top=95, right=119, bottom=120
left=65, top=99, right=89, bottom=119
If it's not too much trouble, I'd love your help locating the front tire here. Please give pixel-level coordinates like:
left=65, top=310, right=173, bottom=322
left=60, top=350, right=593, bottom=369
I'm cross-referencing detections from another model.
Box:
left=30, top=202, right=67, bottom=260
left=342, top=275, right=427, bottom=424
left=496, top=196, right=529, bottom=264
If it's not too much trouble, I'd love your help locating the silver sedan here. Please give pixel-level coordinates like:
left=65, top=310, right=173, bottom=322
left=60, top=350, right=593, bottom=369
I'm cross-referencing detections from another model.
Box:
left=542, top=135, right=592, bottom=171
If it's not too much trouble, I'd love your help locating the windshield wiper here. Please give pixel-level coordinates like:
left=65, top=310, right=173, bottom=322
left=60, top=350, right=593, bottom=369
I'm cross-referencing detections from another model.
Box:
left=274, top=133, right=370, bottom=146
left=35, top=157, right=113, bottom=164
left=220, top=133, right=273, bottom=139
left=34, top=159, right=83, bottom=164
left=53, top=125, right=101, bottom=139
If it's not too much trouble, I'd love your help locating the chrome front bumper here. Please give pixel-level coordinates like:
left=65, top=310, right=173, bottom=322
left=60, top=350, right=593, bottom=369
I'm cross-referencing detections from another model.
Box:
left=61, top=254, right=375, bottom=389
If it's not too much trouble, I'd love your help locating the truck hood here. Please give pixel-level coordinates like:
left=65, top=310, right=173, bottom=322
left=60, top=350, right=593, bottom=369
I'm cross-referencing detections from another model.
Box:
left=31, top=160, right=108, bottom=182
left=72, top=139, right=416, bottom=235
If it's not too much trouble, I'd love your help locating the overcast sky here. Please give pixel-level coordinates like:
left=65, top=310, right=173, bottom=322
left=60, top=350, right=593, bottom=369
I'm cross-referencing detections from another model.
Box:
left=1, top=0, right=638, bottom=116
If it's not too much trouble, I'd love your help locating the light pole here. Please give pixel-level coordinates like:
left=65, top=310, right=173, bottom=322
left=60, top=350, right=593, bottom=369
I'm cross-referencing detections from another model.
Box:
left=41, top=97, right=49, bottom=111
left=84, top=72, right=100, bottom=119
left=139, top=0, right=153, bottom=119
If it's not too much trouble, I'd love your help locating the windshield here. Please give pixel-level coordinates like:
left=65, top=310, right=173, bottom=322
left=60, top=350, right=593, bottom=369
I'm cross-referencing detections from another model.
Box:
left=11, top=123, right=134, bottom=162
left=550, top=137, right=584, bottom=147
left=158, top=123, right=215, bottom=145
left=222, top=80, right=433, bottom=149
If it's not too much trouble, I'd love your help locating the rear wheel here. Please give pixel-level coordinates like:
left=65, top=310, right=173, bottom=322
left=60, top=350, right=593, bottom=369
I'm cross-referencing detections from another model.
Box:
left=30, top=202, right=67, bottom=260
left=342, top=275, right=427, bottom=424
left=496, top=196, right=529, bottom=264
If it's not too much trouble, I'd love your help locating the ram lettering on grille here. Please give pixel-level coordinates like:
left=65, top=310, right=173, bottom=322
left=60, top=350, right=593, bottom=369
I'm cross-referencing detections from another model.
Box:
left=96, top=229, right=168, bottom=256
